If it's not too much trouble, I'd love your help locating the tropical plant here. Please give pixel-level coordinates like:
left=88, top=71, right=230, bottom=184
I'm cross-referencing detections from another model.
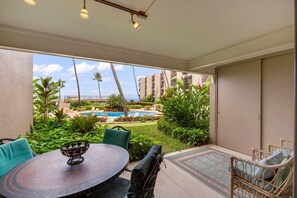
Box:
left=26, top=118, right=105, bottom=154
left=129, top=134, right=154, bottom=161
left=92, top=72, right=102, bottom=98
left=141, top=94, right=154, bottom=102
left=33, top=77, right=59, bottom=121
left=57, top=79, right=65, bottom=108
left=33, top=78, right=39, bottom=102
left=70, top=115, right=100, bottom=133
left=105, top=94, right=126, bottom=111
left=26, top=118, right=157, bottom=161
left=54, top=108, right=67, bottom=122
left=160, top=79, right=210, bottom=129
left=110, top=63, right=128, bottom=116
left=72, top=58, right=81, bottom=107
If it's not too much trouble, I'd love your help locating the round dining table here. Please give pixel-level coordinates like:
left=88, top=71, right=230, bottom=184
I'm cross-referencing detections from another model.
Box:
left=0, top=144, right=129, bottom=198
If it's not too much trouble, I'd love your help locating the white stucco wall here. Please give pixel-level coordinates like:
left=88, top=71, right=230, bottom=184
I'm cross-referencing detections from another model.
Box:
left=0, top=49, right=33, bottom=138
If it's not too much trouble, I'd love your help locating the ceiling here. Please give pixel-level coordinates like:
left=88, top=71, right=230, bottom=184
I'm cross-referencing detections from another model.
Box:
left=0, top=0, right=294, bottom=74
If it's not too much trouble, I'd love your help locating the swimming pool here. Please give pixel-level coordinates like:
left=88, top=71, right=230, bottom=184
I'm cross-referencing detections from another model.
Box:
left=80, top=111, right=156, bottom=117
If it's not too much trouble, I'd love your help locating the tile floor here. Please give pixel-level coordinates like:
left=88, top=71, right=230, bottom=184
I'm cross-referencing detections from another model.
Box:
left=122, top=144, right=251, bottom=198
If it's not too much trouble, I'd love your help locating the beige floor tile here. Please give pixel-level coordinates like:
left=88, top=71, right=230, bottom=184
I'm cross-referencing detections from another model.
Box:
left=122, top=145, right=250, bottom=198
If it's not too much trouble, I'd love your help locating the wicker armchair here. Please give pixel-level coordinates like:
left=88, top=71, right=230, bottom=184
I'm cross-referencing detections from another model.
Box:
left=230, top=142, right=293, bottom=198
left=280, top=139, right=293, bottom=150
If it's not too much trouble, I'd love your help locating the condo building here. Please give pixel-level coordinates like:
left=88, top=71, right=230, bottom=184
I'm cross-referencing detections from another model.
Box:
left=139, top=71, right=207, bottom=101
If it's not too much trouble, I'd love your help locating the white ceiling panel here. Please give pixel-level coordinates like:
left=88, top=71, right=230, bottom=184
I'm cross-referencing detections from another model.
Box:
left=0, top=0, right=294, bottom=72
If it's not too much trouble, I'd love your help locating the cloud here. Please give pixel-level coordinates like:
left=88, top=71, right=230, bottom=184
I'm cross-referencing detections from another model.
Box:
left=114, top=64, right=124, bottom=71
left=70, top=77, right=76, bottom=81
left=96, top=62, right=124, bottom=72
left=33, top=64, right=63, bottom=75
left=102, top=77, right=112, bottom=82
left=97, top=62, right=111, bottom=72
left=67, top=62, right=95, bottom=74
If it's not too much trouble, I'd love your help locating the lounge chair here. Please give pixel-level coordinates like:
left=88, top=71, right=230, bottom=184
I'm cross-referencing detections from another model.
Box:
left=230, top=141, right=293, bottom=198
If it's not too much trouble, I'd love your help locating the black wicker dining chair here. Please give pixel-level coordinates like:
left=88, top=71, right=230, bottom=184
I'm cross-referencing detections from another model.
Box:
left=90, top=144, right=164, bottom=198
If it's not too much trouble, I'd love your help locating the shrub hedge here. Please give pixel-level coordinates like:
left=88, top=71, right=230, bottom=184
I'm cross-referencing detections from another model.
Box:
left=157, top=118, right=209, bottom=146
left=94, top=106, right=105, bottom=110
left=26, top=118, right=155, bottom=161
left=127, top=105, right=142, bottom=109
left=114, top=116, right=161, bottom=122
left=129, top=134, right=155, bottom=161
left=135, top=102, right=154, bottom=106
left=72, top=105, right=105, bottom=111
left=70, top=101, right=94, bottom=108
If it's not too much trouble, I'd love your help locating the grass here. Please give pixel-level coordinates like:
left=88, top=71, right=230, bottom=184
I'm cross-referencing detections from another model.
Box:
left=108, top=121, right=193, bottom=154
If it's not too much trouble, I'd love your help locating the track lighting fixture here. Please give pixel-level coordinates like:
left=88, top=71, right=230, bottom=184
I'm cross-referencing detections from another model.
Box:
left=24, top=0, right=36, bottom=6
left=80, top=0, right=89, bottom=19
left=131, top=14, right=140, bottom=29
left=23, top=0, right=155, bottom=29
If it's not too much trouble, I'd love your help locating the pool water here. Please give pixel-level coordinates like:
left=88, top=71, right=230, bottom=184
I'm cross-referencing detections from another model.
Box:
left=80, top=111, right=156, bottom=117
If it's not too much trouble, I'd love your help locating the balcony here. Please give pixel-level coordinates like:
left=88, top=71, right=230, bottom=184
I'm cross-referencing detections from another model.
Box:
left=171, top=71, right=177, bottom=79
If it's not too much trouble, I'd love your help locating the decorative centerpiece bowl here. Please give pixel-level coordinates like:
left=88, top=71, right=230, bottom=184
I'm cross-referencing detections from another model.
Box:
left=60, top=140, right=90, bottom=166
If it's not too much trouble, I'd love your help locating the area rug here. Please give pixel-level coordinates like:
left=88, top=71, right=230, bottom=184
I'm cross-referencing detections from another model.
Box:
left=166, top=147, right=231, bottom=197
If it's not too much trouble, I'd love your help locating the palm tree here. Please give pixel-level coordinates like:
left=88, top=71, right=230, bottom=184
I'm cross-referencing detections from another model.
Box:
left=162, top=70, right=170, bottom=88
left=132, top=66, right=140, bottom=101
left=57, top=79, right=65, bottom=108
left=72, top=58, right=81, bottom=107
left=110, top=63, right=128, bottom=116
left=92, top=72, right=102, bottom=98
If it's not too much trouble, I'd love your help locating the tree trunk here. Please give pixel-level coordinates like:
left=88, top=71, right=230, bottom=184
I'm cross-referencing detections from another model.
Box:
left=162, top=70, right=170, bottom=88
left=183, top=72, right=189, bottom=94
left=72, top=58, right=81, bottom=107
left=132, top=66, right=140, bottom=101
left=97, top=81, right=101, bottom=98
left=110, top=63, right=128, bottom=116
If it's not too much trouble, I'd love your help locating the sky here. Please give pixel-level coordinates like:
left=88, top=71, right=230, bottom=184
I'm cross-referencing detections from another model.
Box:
left=33, top=54, right=160, bottom=100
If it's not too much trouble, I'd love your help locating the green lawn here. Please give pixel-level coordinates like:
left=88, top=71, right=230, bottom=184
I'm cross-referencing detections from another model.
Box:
left=108, top=122, right=192, bottom=154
